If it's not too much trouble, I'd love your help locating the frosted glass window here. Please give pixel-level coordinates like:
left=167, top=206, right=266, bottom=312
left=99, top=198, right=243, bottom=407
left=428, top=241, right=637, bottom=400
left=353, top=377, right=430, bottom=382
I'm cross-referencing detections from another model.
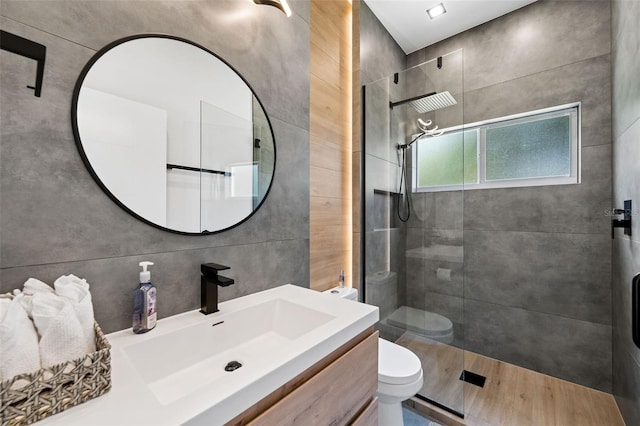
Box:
left=485, top=116, right=571, bottom=181
left=414, top=104, right=579, bottom=192
left=417, top=130, right=477, bottom=187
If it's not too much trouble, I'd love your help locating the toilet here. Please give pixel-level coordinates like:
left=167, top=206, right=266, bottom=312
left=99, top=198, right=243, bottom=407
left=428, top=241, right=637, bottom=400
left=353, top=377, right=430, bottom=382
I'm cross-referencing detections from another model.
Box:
left=324, top=286, right=424, bottom=426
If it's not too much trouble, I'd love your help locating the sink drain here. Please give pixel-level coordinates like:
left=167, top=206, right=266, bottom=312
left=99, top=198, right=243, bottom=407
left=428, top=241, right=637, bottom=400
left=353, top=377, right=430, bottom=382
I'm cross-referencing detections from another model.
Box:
left=224, top=361, right=242, bottom=372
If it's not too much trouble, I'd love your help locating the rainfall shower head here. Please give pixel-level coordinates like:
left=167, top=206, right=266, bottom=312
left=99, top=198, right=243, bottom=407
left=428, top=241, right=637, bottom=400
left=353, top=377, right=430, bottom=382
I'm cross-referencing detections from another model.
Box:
left=409, top=91, right=457, bottom=113
left=389, top=91, right=457, bottom=113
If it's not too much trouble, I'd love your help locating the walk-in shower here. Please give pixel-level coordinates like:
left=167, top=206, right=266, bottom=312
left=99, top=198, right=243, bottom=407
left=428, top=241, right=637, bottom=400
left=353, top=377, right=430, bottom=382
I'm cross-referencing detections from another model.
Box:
left=362, top=50, right=466, bottom=416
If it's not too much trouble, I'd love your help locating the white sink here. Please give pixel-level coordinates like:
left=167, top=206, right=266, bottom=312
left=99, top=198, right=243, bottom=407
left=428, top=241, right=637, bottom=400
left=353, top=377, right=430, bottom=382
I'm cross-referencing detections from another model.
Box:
left=37, top=284, right=378, bottom=426
left=124, top=298, right=335, bottom=405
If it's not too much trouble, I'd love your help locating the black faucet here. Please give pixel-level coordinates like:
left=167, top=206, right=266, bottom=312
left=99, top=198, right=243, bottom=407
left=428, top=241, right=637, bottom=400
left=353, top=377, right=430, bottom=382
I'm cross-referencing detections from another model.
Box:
left=200, top=263, right=235, bottom=315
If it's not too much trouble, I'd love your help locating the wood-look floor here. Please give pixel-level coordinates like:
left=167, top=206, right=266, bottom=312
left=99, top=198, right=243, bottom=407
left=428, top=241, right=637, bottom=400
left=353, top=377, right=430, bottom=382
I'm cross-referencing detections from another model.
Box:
left=396, top=332, right=625, bottom=426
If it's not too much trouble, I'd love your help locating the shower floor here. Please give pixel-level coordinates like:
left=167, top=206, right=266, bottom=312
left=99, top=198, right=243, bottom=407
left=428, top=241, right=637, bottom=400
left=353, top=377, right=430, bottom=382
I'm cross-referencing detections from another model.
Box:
left=396, top=332, right=624, bottom=426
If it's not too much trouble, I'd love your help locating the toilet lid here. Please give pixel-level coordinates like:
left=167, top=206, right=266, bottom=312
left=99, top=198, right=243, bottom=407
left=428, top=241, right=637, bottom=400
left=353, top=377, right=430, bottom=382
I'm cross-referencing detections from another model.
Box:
left=387, top=306, right=453, bottom=337
left=378, top=338, right=423, bottom=385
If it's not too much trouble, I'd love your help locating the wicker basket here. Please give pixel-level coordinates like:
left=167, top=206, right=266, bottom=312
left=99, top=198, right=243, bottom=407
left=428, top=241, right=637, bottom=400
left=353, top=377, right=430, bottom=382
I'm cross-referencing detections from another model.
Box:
left=0, top=322, right=111, bottom=425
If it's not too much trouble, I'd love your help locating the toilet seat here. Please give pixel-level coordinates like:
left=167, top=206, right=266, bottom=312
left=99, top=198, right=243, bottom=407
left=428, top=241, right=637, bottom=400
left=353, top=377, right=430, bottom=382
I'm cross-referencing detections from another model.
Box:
left=378, top=338, right=422, bottom=385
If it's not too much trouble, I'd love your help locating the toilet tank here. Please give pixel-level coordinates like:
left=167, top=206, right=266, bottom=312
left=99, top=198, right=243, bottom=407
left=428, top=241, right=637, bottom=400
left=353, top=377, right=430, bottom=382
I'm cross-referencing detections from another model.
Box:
left=323, top=286, right=358, bottom=301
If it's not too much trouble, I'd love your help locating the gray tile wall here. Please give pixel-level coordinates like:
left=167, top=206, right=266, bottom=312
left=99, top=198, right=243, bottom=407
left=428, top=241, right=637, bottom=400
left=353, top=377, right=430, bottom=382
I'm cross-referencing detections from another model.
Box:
left=611, top=0, right=640, bottom=423
left=0, top=1, right=311, bottom=333
left=406, top=0, right=613, bottom=391
left=360, top=1, right=406, bottom=325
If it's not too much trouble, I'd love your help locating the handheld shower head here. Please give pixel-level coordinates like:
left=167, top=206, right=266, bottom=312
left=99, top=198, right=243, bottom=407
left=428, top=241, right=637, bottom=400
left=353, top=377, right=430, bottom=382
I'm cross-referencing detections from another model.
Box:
left=397, top=118, right=445, bottom=150
left=418, top=118, right=445, bottom=137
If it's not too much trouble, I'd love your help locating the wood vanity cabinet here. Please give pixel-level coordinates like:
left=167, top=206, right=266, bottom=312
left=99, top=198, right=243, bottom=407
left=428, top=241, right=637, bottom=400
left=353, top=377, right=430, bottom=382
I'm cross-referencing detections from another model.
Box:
left=227, top=328, right=379, bottom=426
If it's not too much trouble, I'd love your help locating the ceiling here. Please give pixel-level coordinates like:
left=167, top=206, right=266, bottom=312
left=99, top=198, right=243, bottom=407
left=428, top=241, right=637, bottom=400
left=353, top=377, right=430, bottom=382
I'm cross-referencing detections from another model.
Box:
left=364, top=0, right=538, bottom=54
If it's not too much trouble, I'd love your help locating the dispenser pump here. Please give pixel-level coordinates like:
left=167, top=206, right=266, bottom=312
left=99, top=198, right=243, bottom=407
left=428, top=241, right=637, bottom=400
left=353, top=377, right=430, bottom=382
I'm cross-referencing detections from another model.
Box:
left=139, top=261, right=154, bottom=283
left=339, top=269, right=345, bottom=288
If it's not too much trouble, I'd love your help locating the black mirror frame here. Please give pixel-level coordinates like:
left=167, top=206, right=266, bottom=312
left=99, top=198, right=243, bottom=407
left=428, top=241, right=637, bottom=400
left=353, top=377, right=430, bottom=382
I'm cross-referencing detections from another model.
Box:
left=71, top=34, right=277, bottom=236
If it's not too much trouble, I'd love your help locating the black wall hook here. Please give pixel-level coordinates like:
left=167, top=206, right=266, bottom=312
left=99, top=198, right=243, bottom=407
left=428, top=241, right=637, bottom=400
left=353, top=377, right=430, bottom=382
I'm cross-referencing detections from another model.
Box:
left=0, top=30, right=46, bottom=97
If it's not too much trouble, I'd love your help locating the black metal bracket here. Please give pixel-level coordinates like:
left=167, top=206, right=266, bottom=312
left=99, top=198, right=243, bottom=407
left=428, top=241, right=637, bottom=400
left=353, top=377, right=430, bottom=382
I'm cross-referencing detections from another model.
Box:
left=437, top=56, right=443, bottom=69
left=0, top=30, right=46, bottom=97
left=612, top=200, right=632, bottom=239
left=633, top=273, right=640, bottom=350
left=389, top=92, right=436, bottom=109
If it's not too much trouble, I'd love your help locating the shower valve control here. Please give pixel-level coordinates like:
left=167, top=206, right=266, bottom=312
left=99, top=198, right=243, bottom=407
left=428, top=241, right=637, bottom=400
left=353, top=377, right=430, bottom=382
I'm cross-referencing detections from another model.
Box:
left=611, top=200, right=632, bottom=239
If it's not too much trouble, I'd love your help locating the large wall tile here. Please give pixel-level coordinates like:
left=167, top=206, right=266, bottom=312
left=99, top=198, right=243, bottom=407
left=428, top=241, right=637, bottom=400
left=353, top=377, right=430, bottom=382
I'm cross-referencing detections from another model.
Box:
left=434, top=191, right=463, bottom=231
left=465, top=230, right=611, bottom=324
left=0, top=239, right=310, bottom=333
left=464, top=54, right=612, bottom=148
left=611, top=0, right=640, bottom=138
left=1, top=1, right=310, bottom=131
left=464, top=144, right=612, bottom=235
left=612, top=118, right=640, bottom=241
left=364, top=78, right=398, bottom=165
left=359, top=1, right=405, bottom=86
left=420, top=0, right=611, bottom=92
left=465, top=299, right=612, bottom=392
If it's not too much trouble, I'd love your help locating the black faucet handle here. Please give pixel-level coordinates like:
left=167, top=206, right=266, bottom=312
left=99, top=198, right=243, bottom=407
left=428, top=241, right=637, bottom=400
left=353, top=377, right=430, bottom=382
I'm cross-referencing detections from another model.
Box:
left=217, top=275, right=235, bottom=287
left=201, top=262, right=230, bottom=272
left=201, top=263, right=230, bottom=280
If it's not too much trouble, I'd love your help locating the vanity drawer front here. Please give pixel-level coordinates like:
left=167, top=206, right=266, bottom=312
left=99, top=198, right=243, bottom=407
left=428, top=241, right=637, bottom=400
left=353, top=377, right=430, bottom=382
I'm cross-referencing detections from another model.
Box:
left=350, top=397, right=378, bottom=426
left=249, top=332, right=379, bottom=426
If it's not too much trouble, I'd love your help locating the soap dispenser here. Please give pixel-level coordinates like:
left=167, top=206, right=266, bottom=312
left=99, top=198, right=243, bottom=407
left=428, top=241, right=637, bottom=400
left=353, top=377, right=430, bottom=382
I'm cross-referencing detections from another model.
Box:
left=133, top=261, right=157, bottom=334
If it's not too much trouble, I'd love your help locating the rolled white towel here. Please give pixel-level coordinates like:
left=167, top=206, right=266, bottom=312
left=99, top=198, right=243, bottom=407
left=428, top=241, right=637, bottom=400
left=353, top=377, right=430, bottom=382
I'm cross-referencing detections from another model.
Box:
left=16, top=278, right=55, bottom=319
left=31, top=292, right=86, bottom=368
left=54, top=274, right=96, bottom=353
left=0, top=295, right=41, bottom=383
left=23, top=278, right=55, bottom=295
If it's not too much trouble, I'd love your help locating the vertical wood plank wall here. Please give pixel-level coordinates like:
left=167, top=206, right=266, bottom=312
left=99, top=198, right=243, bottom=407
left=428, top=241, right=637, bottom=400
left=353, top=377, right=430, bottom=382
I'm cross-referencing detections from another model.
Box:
left=351, top=0, right=361, bottom=293
left=309, top=0, right=355, bottom=291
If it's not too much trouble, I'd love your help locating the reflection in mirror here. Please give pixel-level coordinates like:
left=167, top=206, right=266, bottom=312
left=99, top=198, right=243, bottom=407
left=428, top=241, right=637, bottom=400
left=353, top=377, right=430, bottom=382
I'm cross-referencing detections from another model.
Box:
left=74, top=35, right=275, bottom=234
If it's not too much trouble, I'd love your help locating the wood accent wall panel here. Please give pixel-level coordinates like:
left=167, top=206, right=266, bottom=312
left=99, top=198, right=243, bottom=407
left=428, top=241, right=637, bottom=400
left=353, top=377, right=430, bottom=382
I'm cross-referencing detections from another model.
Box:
left=248, top=332, right=378, bottom=426
left=309, top=0, right=354, bottom=291
left=351, top=0, right=361, bottom=292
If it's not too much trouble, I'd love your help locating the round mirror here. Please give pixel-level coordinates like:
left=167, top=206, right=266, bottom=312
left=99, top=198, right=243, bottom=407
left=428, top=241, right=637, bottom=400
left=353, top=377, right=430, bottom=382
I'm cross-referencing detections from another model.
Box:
left=72, top=35, right=276, bottom=235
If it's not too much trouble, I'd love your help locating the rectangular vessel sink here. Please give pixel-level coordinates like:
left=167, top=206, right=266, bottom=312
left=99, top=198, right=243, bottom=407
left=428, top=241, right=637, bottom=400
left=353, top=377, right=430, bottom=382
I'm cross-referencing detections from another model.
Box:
left=124, top=299, right=335, bottom=404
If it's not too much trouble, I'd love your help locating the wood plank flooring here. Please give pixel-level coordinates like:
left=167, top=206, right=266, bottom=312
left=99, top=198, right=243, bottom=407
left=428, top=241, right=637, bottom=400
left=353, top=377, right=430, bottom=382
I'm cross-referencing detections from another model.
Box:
left=396, top=332, right=625, bottom=426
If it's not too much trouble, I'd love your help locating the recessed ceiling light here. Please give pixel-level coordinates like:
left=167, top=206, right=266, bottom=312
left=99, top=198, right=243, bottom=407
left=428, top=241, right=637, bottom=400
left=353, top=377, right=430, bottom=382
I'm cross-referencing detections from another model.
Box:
left=427, top=3, right=447, bottom=20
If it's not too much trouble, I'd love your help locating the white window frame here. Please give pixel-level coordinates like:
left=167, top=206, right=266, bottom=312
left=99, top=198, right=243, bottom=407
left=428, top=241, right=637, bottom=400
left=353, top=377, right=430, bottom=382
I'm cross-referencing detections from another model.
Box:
left=413, top=102, right=581, bottom=192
